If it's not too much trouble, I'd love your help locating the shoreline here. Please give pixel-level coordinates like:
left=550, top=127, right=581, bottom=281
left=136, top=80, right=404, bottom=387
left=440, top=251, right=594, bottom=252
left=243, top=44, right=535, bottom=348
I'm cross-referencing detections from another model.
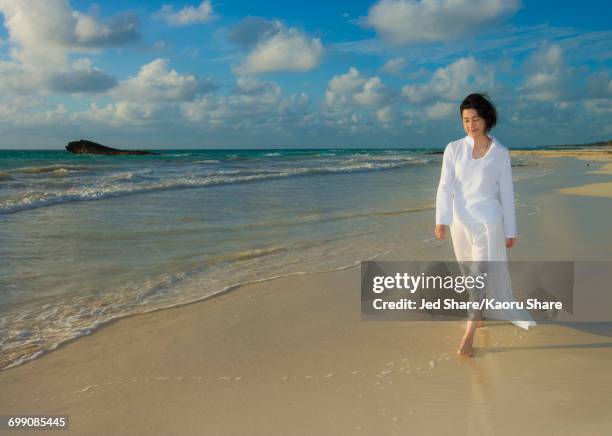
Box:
left=511, top=146, right=612, bottom=199
left=0, top=256, right=376, bottom=372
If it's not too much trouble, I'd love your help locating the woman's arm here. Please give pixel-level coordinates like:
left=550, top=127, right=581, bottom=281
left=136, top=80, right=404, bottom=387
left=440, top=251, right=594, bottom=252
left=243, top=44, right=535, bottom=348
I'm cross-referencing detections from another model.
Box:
left=499, top=148, right=517, bottom=240
left=435, top=143, right=454, bottom=239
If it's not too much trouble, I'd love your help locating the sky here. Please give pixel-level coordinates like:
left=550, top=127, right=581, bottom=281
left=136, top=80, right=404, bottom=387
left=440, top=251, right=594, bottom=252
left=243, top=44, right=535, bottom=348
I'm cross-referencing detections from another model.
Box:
left=0, top=0, right=610, bottom=149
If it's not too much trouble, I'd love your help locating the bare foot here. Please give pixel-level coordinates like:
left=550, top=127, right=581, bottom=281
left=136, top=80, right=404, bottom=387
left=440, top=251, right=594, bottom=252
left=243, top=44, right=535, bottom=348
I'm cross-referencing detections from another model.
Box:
left=477, top=320, right=485, bottom=328
left=457, top=334, right=474, bottom=357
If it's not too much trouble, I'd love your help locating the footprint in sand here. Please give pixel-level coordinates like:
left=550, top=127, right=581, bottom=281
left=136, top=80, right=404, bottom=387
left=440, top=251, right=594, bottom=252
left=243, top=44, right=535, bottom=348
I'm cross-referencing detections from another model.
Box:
left=28, top=348, right=471, bottom=404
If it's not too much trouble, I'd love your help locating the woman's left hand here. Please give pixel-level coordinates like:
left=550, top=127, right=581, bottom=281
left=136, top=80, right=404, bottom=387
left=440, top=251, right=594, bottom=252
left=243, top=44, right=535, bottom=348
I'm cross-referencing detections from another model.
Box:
left=506, top=237, right=516, bottom=248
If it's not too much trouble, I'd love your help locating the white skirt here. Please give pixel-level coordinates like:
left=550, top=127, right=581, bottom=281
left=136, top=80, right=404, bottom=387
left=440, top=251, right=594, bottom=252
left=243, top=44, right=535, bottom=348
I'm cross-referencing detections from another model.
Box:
left=450, top=218, right=536, bottom=330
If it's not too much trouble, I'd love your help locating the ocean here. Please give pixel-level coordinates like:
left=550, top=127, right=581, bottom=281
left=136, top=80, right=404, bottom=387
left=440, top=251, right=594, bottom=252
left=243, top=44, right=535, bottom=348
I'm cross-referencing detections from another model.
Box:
left=1, top=147, right=457, bottom=370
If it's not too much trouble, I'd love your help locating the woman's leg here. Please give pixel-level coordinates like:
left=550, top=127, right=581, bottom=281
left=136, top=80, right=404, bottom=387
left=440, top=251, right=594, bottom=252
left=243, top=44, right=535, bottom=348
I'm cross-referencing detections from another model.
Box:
left=450, top=221, right=472, bottom=262
left=457, top=320, right=480, bottom=357
left=451, top=221, right=484, bottom=357
left=483, top=220, right=537, bottom=330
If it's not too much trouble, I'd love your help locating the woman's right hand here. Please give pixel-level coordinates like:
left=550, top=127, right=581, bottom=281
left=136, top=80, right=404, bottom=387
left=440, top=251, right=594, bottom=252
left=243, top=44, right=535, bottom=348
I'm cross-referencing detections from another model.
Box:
left=435, top=224, right=446, bottom=240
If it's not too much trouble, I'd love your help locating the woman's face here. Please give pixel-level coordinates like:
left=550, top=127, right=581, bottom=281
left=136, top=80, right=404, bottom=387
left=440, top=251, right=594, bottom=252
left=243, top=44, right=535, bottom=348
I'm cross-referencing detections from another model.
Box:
left=462, top=108, right=487, bottom=138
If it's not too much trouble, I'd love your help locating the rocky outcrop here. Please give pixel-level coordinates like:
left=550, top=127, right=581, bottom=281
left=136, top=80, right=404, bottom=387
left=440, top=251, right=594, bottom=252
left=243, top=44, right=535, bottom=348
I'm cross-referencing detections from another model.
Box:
left=66, top=140, right=159, bottom=155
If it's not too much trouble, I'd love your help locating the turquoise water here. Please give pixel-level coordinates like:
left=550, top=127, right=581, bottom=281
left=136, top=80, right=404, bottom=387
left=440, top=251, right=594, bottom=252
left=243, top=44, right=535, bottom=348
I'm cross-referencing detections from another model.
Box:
left=1, top=148, right=449, bottom=369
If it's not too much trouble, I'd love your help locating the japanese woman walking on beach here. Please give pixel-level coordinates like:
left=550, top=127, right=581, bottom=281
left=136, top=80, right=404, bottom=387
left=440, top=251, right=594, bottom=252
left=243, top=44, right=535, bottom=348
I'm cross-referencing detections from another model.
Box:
left=434, top=93, right=536, bottom=357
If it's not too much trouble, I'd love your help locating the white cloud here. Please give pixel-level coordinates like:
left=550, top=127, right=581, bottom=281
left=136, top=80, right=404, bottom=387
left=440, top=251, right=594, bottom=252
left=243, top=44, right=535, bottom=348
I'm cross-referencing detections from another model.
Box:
left=88, top=101, right=180, bottom=126
left=0, top=61, right=38, bottom=94
left=225, top=76, right=283, bottom=114
left=72, top=11, right=139, bottom=47
left=82, top=76, right=313, bottom=132
left=519, top=44, right=612, bottom=103
left=325, top=67, right=366, bottom=106
left=366, top=0, right=520, bottom=45
left=323, top=67, right=397, bottom=130
left=0, top=96, right=45, bottom=122
left=402, top=56, right=496, bottom=103
left=154, top=1, right=214, bottom=26
left=182, top=77, right=312, bottom=131
left=518, top=44, right=612, bottom=108
left=519, top=44, right=582, bottom=102
left=354, top=77, right=390, bottom=106
left=425, top=102, right=454, bottom=119
left=236, top=25, right=323, bottom=74
left=326, top=67, right=393, bottom=108
left=0, top=57, right=117, bottom=95
left=46, top=59, right=117, bottom=93
left=114, top=58, right=214, bottom=102
left=233, top=76, right=281, bottom=98
left=521, top=71, right=563, bottom=101
left=0, top=0, right=137, bottom=95
left=376, top=105, right=394, bottom=123
left=538, top=43, right=563, bottom=70
left=0, top=0, right=138, bottom=68
left=380, top=57, right=406, bottom=74
left=228, top=17, right=281, bottom=50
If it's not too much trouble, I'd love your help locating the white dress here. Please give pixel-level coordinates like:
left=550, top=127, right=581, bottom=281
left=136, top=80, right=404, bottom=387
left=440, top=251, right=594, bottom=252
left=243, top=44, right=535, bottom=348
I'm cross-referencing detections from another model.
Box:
left=436, top=135, right=536, bottom=330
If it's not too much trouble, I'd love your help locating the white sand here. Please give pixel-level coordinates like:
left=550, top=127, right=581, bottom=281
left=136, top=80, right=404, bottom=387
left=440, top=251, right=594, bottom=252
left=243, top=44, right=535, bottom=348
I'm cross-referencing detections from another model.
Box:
left=510, top=147, right=612, bottom=199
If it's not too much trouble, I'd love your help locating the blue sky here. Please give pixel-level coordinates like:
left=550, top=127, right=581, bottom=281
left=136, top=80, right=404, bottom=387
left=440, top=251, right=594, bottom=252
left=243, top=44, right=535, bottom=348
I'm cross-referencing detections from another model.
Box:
left=0, top=0, right=610, bottom=149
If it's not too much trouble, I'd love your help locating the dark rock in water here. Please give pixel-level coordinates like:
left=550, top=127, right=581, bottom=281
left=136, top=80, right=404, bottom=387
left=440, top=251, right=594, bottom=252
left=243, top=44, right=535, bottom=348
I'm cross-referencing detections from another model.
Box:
left=428, top=150, right=444, bottom=155
left=66, top=139, right=159, bottom=155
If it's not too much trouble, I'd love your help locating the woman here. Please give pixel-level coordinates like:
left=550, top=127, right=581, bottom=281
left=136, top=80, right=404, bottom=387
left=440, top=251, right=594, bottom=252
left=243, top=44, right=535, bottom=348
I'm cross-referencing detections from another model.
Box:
left=434, top=93, right=536, bottom=357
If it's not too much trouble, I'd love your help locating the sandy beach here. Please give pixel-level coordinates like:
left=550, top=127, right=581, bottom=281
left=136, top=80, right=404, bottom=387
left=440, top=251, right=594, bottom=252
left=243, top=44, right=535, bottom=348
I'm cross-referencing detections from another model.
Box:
left=512, top=145, right=612, bottom=198
left=2, top=263, right=612, bottom=435
left=2, top=149, right=612, bottom=435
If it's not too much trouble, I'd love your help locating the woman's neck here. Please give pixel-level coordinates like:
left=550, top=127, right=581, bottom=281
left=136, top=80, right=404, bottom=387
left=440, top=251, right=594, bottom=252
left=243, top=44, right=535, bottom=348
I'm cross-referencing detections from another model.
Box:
left=471, top=133, right=491, bottom=148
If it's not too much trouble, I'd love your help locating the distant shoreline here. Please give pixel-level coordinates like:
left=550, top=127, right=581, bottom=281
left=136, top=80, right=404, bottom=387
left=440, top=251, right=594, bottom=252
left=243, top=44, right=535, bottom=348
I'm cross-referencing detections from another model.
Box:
left=1, top=138, right=610, bottom=153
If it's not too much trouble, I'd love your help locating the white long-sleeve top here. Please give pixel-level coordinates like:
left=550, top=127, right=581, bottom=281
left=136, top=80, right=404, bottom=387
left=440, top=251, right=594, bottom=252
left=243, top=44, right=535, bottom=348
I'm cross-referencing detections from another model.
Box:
left=435, top=134, right=517, bottom=238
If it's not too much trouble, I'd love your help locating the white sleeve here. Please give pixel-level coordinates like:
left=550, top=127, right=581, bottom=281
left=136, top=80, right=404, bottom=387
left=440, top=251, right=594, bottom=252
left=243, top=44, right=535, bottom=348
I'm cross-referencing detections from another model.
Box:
left=499, top=149, right=517, bottom=238
left=435, top=143, right=454, bottom=226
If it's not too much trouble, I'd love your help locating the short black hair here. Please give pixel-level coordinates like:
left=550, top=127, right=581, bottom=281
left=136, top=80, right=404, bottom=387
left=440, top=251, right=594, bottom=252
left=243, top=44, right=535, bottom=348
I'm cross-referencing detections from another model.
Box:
left=459, top=93, right=497, bottom=132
